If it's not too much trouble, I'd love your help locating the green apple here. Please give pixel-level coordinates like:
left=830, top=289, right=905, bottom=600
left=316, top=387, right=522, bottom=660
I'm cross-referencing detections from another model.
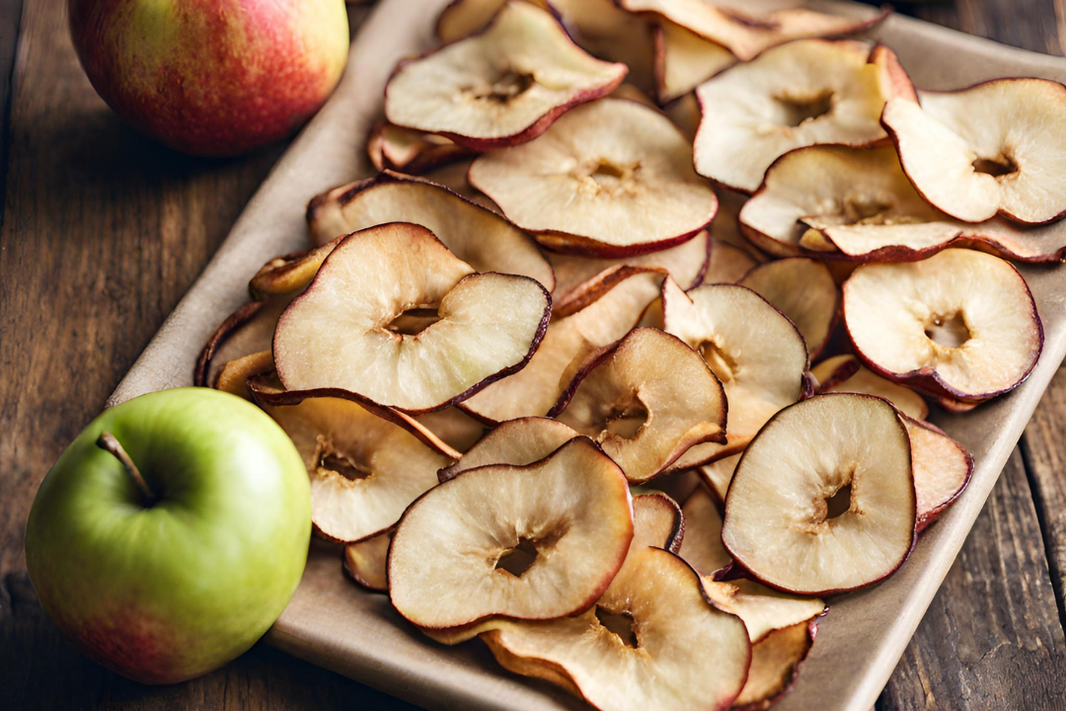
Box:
left=25, top=387, right=311, bottom=684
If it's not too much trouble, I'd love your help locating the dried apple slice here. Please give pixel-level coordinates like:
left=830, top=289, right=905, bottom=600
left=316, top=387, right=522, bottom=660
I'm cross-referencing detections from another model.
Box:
left=723, top=394, right=916, bottom=595
left=438, top=417, right=578, bottom=482
left=214, top=350, right=274, bottom=400
left=257, top=392, right=454, bottom=544
left=388, top=437, right=634, bottom=629
left=195, top=297, right=294, bottom=388
left=904, top=416, right=973, bottom=532
left=702, top=238, right=758, bottom=285
left=665, top=91, right=701, bottom=137
left=469, top=97, right=719, bottom=257
left=740, top=144, right=1066, bottom=261
left=654, top=19, right=736, bottom=104
left=274, top=223, right=551, bottom=413
left=738, top=258, right=840, bottom=359
left=678, top=486, right=731, bottom=575
left=882, top=79, right=1066, bottom=224
left=413, top=408, right=485, bottom=454
left=694, top=40, right=912, bottom=192
left=697, top=452, right=741, bottom=502
left=549, top=230, right=710, bottom=317
left=367, top=121, right=474, bottom=175
left=734, top=620, right=817, bottom=710
left=552, top=0, right=657, bottom=95
left=344, top=530, right=393, bottom=592
left=843, top=248, right=1043, bottom=402
left=436, top=0, right=554, bottom=44
left=550, top=328, right=727, bottom=483
left=386, top=2, right=627, bottom=149
left=812, top=354, right=928, bottom=420
left=306, top=172, right=554, bottom=290
left=460, top=267, right=664, bottom=422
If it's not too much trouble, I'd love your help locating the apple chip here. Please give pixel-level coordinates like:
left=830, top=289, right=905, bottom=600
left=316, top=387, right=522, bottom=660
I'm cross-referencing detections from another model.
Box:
left=697, top=452, right=741, bottom=502
left=654, top=20, right=735, bottom=104
left=843, top=249, right=1043, bottom=401
left=344, top=530, right=393, bottom=592
left=214, top=350, right=274, bottom=400
left=438, top=417, right=578, bottom=482
left=388, top=437, right=634, bottom=629
left=469, top=97, right=719, bottom=256
left=883, top=79, right=1066, bottom=225
left=460, top=267, right=664, bottom=423
left=741, top=144, right=1066, bottom=261
left=812, top=354, right=929, bottom=420
left=385, top=2, right=627, bottom=149
left=552, top=0, right=657, bottom=95
left=274, top=223, right=550, bottom=413
left=738, top=258, right=840, bottom=359
left=734, top=620, right=817, bottom=710
left=702, top=238, right=759, bottom=285
left=367, top=121, right=474, bottom=175
left=678, top=486, right=731, bottom=575
left=694, top=40, right=912, bottom=192
left=306, top=172, right=554, bottom=290
left=413, top=408, right=485, bottom=454
left=903, top=416, right=973, bottom=532
left=722, top=394, right=916, bottom=595
left=550, top=328, right=727, bottom=483
left=195, top=297, right=294, bottom=388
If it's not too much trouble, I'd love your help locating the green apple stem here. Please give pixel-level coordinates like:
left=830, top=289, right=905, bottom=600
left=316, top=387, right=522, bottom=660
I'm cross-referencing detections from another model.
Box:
left=96, top=432, right=156, bottom=506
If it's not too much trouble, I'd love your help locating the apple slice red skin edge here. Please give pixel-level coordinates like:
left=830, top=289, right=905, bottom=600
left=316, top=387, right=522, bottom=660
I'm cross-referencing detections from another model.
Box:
left=366, top=120, right=476, bottom=176
left=651, top=23, right=736, bottom=107
left=433, top=0, right=565, bottom=45
left=194, top=300, right=267, bottom=388
left=642, top=491, right=686, bottom=554
left=385, top=12, right=628, bottom=152
left=515, top=219, right=713, bottom=260
left=384, top=437, right=634, bottom=630
left=880, top=77, right=1066, bottom=228
left=903, top=415, right=974, bottom=533
left=721, top=393, right=918, bottom=597
left=552, top=265, right=671, bottom=319
left=731, top=618, right=822, bottom=711
left=342, top=529, right=394, bottom=593
left=841, top=262, right=1045, bottom=403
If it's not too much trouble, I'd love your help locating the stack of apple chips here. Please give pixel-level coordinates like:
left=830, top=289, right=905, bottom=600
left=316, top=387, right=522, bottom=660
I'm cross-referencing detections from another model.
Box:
left=195, top=2, right=1064, bottom=709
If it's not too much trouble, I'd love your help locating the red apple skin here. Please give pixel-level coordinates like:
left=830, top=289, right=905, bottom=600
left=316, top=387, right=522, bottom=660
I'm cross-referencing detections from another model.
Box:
left=68, top=0, right=350, bottom=156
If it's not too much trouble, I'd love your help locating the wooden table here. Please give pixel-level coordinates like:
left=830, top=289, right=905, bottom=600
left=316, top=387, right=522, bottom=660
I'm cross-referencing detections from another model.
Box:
left=1, top=1, right=1064, bottom=709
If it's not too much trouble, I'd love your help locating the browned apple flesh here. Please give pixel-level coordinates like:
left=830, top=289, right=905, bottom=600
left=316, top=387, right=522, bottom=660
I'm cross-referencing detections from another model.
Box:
left=903, top=416, right=973, bottom=532
left=438, top=417, right=578, bottom=482
left=413, top=408, right=486, bottom=454
left=722, top=394, right=916, bottom=595
left=274, top=223, right=551, bottom=413
left=697, top=452, right=742, bottom=502
left=654, top=19, right=735, bottom=104
left=386, top=2, right=627, bottom=149
left=548, top=230, right=710, bottom=317
left=702, top=238, right=759, bottom=285
left=678, top=485, right=731, bottom=575
left=551, top=328, right=727, bottom=483
left=738, top=258, right=840, bottom=359
left=732, top=620, right=818, bottom=710
left=367, top=121, right=475, bottom=174
left=469, top=97, right=718, bottom=257
left=812, top=354, right=929, bottom=420
left=739, top=144, right=1066, bottom=261
left=214, top=350, right=274, bottom=400
left=344, top=529, right=393, bottom=592
left=195, top=297, right=294, bottom=388
left=306, top=171, right=554, bottom=290
left=843, top=248, right=1043, bottom=401
left=436, top=0, right=553, bottom=44
left=552, top=0, right=658, bottom=95
left=883, top=79, right=1066, bottom=225
left=388, top=437, right=634, bottom=629
left=694, top=40, right=912, bottom=193
left=460, top=267, right=664, bottom=423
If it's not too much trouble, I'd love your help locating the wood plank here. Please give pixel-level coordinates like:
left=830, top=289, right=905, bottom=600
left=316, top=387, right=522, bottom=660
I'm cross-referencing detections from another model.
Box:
left=878, top=451, right=1066, bottom=710
left=0, top=0, right=24, bottom=219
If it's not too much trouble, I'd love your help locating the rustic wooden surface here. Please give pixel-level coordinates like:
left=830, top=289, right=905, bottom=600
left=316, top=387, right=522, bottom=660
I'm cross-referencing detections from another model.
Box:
left=0, top=1, right=1063, bottom=709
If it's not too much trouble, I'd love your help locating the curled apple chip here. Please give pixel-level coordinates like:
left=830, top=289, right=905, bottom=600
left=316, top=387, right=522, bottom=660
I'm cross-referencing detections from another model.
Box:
left=702, top=238, right=759, bottom=285
left=722, top=394, right=916, bottom=595
left=436, top=0, right=554, bottom=45
left=367, top=121, right=474, bottom=175
left=694, top=40, right=912, bottom=193
left=469, top=97, right=719, bottom=257
left=257, top=392, right=454, bottom=544
left=550, top=328, right=727, bottom=483
left=388, top=437, right=634, bottom=629
left=740, top=144, right=1066, bottom=261
left=812, top=354, right=928, bottom=420
left=739, top=258, right=840, bottom=359
left=549, top=230, right=710, bottom=317
left=306, top=172, right=554, bottom=290
left=413, top=408, right=485, bottom=454
left=274, top=223, right=551, bottom=413
left=214, top=350, right=275, bottom=400
left=552, top=0, right=657, bottom=95
left=195, top=297, right=294, bottom=388
left=697, top=452, right=741, bottom=502
left=438, top=417, right=578, bottom=482
left=344, top=529, right=393, bottom=592
left=460, top=267, right=664, bottom=423
left=904, top=416, right=973, bottom=532
left=734, top=620, right=818, bottom=711
left=654, top=20, right=735, bottom=104
left=843, top=249, right=1043, bottom=401
left=883, top=79, right=1066, bottom=225
left=385, top=2, right=627, bottom=149
left=678, top=486, right=731, bottom=575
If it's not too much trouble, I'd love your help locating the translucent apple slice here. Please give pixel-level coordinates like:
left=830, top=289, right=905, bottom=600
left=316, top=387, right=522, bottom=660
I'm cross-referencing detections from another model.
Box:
left=386, top=2, right=627, bottom=149
left=904, top=416, right=973, bottom=532
left=697, top=452, right=742, bottom=502
left=702, top=238, right=758, bottom=285
left=654, top=20, right=735, bottom=104
left=738, top=258, right=840, bottom=359
left=480, top=545, right=751, bottom=711
left=694, top=40, right=912, bottom=193
left=388, top=438, right=634, bottom=629
left=274, top=223, right=551, bottom=413
left=722, top=394, right=916, bottom=595
left=662, top=280, right=809, bottom=455
left=469, top=97, right=719, bottom=257
left=306, top=172, right=554, bottom=290
left=620, top=0, right=889, bottom=61
left=548, top=230, right=710, bottom=317
left=344, top=529, right=393, bottom=592
left=214, top=350, right=274, bottom=400
left=812, top=354, right=929, bottom=420
left=843, top=249, right=1043, bottom=401
left=460, top=267, right=664, bottom=423
left=678, top=486, right=731, bottom=575
left=550, top=328, right=727, bottom=483
left=733, top=620, right=817, bottom=710
left=740, top=144, right=1066, bottom=261
left=882, top=79, right=1066, bottom=225
left=438, top=417, right=578, bottom=482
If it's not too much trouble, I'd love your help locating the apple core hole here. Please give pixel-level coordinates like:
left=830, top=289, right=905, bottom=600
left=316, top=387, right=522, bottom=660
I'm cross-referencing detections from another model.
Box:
left=925, top=312, right=970, bottom=349
left=595, top=606, right=639, bottom=648
left=699, top=340, right=738, bottom=383
left=496, top=538, right=539, bottom=577
left=825, top=483, right=853, bottom=520
left=604, top=402, right=649, bottom=440
left=776, top=90, right=834, bottom=128
left=972, top=154, right=1018, bottom=178
left=469, top=69, right=536, bottom=103
left=318, top=451, right=374, bottom=482
left=387, top=307, right=441, bottom=337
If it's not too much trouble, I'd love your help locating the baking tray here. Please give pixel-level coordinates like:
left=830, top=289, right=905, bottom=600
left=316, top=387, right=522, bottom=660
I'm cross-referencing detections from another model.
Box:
left=106, top=2, right=1066, bottom=710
